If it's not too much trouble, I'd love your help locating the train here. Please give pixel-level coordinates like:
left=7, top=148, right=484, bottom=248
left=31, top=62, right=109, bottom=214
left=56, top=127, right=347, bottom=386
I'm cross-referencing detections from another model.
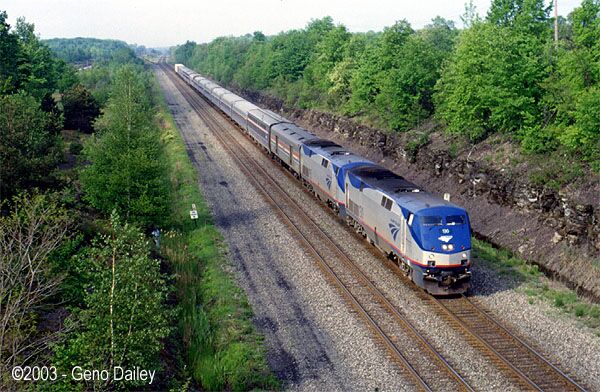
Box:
left=174, top=63, right=472, bottom=295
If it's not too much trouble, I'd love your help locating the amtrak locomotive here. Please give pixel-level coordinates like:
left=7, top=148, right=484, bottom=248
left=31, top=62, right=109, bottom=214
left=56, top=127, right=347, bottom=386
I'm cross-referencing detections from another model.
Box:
left=174, top=64, right=472, bottom=295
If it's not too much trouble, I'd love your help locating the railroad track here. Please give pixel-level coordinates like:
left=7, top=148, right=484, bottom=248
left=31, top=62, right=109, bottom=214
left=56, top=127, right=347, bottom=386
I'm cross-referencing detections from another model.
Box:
left=159, top=63, right=588, bottom=392
left=432, top=295, right=586, bottom=392
left=160, top=63, right=473, bottom=392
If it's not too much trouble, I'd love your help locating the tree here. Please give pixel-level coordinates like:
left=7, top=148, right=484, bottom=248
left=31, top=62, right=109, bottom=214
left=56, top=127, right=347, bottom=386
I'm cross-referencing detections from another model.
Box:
left=376, top=18, right=458, bottom=130
left=0, top=11, right=20, bottom=94
left=434, top=22, right=547, bottom=141
left=0, top=93, right=61, bottom=201
left=173, top=40, right=197, bottom=65
left=62, top=84, right=100, bottom=133
left=14, top=18, right=63, bottom=101
left=53, top=213, right=170, bottom=390
left=487, top=0, right=551, bottom=36
left=0, top=192, right=70, bottom=388
left=539, top=0, right=600, bottom=164
left=80, top=65, right=170, bottom=227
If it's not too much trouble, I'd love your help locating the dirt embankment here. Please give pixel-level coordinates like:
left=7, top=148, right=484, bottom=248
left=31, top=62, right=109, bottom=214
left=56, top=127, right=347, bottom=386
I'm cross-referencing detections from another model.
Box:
left=239, top=89, right=600, bottom=302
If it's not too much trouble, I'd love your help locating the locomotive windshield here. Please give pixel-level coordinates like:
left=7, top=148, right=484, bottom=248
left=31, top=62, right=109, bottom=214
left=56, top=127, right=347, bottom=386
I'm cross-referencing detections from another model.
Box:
left=420, top=215, right=466, bottom=226
left=421, top=216, right=443, bottom=226
left=446, top=215, right=466, bottom=225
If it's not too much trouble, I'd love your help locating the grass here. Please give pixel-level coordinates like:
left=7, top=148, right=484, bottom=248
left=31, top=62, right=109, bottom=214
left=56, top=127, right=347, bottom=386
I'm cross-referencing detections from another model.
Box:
left=154, top=83, right=279, bottom=391
left=473, top=238, right=600, bottom=336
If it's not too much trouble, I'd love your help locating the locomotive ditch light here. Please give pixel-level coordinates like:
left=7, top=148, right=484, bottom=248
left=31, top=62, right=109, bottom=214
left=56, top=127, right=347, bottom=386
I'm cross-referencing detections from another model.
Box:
left=428, top=253, right=435, bottom=259
left=462, top=253, right=467, bottom=259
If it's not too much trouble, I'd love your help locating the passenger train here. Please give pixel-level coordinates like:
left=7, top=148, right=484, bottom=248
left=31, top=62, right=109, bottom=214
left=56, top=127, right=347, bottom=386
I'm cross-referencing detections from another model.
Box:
left=174, top=63, right=472, bottom=295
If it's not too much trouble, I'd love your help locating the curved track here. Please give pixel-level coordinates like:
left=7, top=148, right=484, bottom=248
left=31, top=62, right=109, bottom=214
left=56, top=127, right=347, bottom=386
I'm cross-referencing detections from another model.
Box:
left=160, top=63, right=588, bottom=392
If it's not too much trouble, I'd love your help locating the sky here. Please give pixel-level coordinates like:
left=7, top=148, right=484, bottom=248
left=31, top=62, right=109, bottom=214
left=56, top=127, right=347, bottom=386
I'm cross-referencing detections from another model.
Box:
left=2, top=0, right=583, bottom=48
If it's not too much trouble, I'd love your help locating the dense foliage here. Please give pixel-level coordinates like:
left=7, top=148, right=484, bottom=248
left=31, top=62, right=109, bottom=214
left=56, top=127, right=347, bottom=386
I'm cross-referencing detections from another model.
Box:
left=1, top=10, right=177, bottom=390
left=80, top=65, right=171, bottom=227
left=174, top=0, right=600, bottom=171
left=53, top=213, right=170, bottom=390
left=0, top=12, right=78, bottom=201
left=44, top=37, right=135, bottom=64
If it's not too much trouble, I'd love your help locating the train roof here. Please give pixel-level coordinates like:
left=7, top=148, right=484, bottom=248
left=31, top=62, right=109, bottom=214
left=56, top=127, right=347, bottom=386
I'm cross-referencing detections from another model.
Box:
left=233, top=99, right=261, bottom=115
left=271, top=122, right=319, bottom=144
left=303, top=138, right=371, bottom=167
left=248, top=108, right=291, bottom=127
left=347, top=166, right=463, bottom=214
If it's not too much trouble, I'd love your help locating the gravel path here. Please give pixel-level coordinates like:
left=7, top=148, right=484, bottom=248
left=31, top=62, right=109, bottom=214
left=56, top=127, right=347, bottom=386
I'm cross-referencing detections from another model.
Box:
left=156, top=66, right=599, bottom=391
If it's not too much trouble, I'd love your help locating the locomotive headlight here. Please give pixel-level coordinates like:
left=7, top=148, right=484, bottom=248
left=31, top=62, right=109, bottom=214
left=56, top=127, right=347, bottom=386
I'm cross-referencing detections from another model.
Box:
left=441, top=244, right=448, bottom=251
left=448, top=244, right=454, bottom=251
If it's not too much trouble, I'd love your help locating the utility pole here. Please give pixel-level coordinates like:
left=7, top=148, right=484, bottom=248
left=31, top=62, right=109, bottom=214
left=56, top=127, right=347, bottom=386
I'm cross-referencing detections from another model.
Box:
left=554, top=0, right=559, bottom=45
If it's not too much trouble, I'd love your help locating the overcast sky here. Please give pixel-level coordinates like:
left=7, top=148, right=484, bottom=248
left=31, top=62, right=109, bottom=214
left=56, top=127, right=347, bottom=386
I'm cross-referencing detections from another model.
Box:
left=3, top=0, right=582, bottom=48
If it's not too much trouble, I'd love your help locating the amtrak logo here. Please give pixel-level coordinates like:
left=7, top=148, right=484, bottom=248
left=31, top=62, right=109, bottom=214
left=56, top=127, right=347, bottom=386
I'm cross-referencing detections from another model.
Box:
left=438, top=235, right=453, bottom=243
left=389, top=223, right=400, bottom=241
left=326, top=177, right=332, bottom=190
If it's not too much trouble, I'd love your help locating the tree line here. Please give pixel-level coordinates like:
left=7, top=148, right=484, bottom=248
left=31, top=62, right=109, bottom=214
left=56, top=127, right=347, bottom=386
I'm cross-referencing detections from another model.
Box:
left=44, top=37, right=136, bottom=65
left=174, top=0, right=600, bottom=172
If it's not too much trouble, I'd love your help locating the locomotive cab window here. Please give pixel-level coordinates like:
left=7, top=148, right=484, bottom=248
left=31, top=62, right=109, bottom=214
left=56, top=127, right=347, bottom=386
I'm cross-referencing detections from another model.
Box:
left=446, top=215, right=466, bottom=225
left=321, top=158, right=329, bottom=168
left=421, top=215, right=443, bottom=226
left=380, top=195, right=393, bottom=210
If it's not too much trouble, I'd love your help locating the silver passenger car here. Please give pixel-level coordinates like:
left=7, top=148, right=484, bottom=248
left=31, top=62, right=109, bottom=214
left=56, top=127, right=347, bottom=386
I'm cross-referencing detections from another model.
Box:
left=270, top=122, right=319, bottom=174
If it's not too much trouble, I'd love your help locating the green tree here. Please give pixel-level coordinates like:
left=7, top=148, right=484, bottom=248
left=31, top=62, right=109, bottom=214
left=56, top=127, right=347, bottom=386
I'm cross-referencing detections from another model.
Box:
left=0, top=93, right=61, bottom=201
left=0, top=11, right=20, bottom=94
left=173, top=40, right=197, bottom=65
left=62, top=84, right=100, bottom=133
left=487, top=0, right=551, bottom=36
left=53, top=213, right=170, bottom=390
left=435, top=22, right=547, bottom=141
left=14, top=18, right=63, bottom=101
left=80, top=65, right=170, bottom=226
left=376, top=18, right=457, bottom=130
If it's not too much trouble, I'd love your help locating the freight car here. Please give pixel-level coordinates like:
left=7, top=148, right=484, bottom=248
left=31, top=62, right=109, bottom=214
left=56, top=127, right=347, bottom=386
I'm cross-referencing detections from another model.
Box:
left=174, top=64, right=472, bottom=295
